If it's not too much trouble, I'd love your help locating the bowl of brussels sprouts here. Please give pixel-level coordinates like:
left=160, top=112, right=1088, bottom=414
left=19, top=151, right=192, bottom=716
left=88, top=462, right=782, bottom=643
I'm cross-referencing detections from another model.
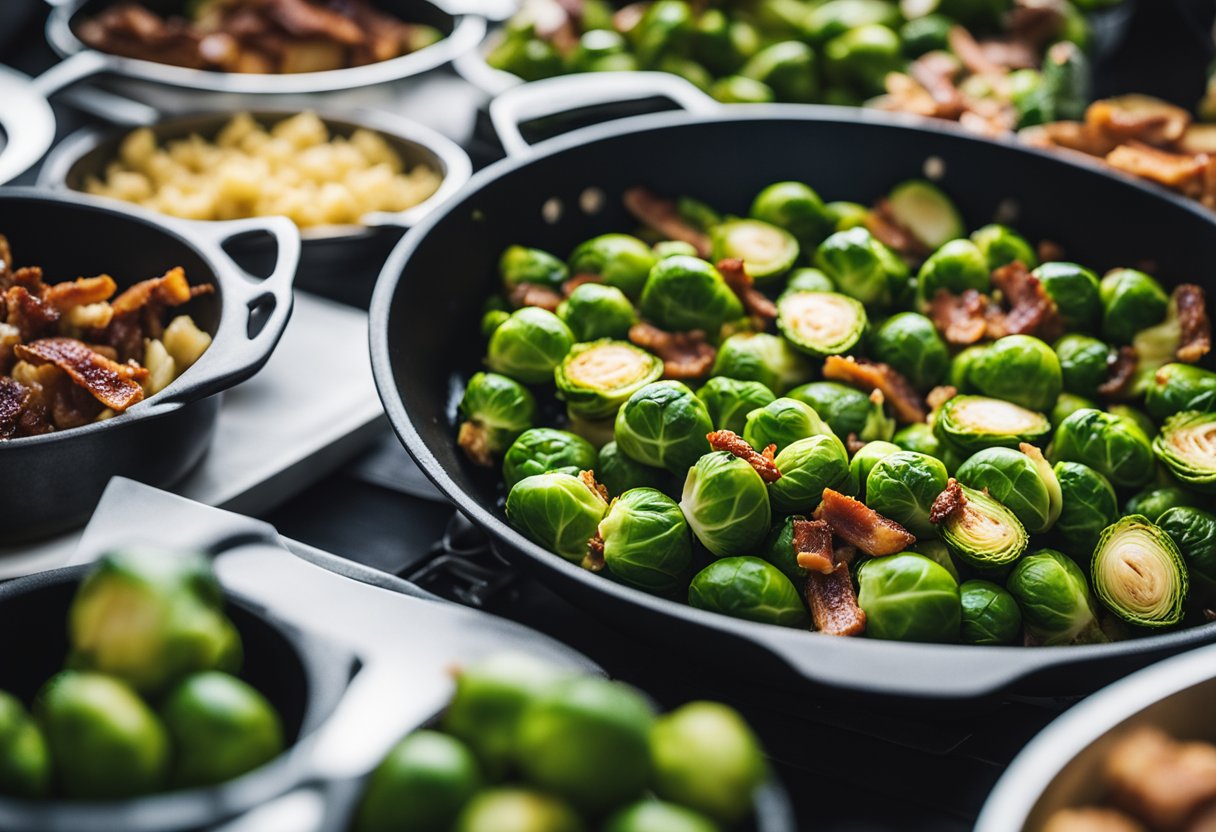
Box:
left=370, top=79, right=1216, bottom=701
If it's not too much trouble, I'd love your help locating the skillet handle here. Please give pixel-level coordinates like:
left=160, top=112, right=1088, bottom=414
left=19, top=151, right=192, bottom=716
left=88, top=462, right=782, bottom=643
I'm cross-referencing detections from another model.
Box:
left=489, top=71, right=719, bottom=158
left=30, top=50, right=161, bottom=127
left=29, top=50, right=111, bottom=97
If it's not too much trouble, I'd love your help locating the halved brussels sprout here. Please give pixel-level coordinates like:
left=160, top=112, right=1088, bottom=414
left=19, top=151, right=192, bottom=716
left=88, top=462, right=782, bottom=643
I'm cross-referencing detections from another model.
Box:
left=503, top=428, right=597, bottom=489
left=1052, top=460, right=1119, bottom=557
left=823, top=23, right=902, bottom=94
left=887, top=180, right=965, bottom=252
left=688, top=556, right=807, bottom=626
left=824, top=201, right=869, bottom=232
left=711, top=333, right=811, bottom=394
left=680, top=452, right=771, bottom=557
left=857, top=553, right=961, bottom=643
left=487, top=307, right=575, bottom=385
left=865, top=451, right=949, bottom=537
left=505, top=472, right=608, bottom=563
left=638, top=256, right=744, bottom=334
left=916, top=239, right=990, bottom=305
left=891, top=423, right=944, bottom=460
left=1125, top=485, right=1201, bottom=523
left=1154, top=411, right=1216, bottom=493
left=1158, top=506, right=1216, bottom=589
left=933, top=395, right=1051, bottom=457
left=1007, top=549, right=1108, bottom=645
left=1032, top=262, right=1101, bottom=333
left=969, top=335, right=1062, bottom=413
left=776, top=291, right=867, bottom=357
left=769, top=434, right=851, bottom=514
left=457, top=372, right=537, bottom=466
left=761, top=515, right=808, bottom=583
left=743, top=397, right=839, bottom=453
left=654, top=240, right=699, bottom=259
left=1053, top=334, right=1111, bottom=399
left=934, top=483, right=1029, bottom=570
left=555, top=341, right=663, bottom=422
left=750, top=181, right=833, bottom=250
left=1051, top=407, right=1154, bottom=489
left=785, top=267, right=835, bottom=293
left=557, top=284, right=637, bottom=342
left=599, top=488, right=693, bottom=594
left=815, top=227, right=907, bottom=307
left=870, top=312, right=950, bottom=392
left=955, top=444, right=1061, bottom=534
left=959, top=580, right=1023, bottom=646
left=1100, top=267, right=1169, bottom=344
left=567, top=234, right=657, bottom=299
left=1052, top=393, right=1099, bottom=426
left=697, top=377, right=776, bottom=435
left=595, top=441, right=666, bottom=498
left=1146, top=363, right=1216, bottom=421
left=740, top=40, right=817, bottom=103
left=788, top=382, right=894, bottom=443
left=615, top=381, right=713, bottom=475
left=710, top=219, right=799, bottom=283
left=1091, top=516, right=1188, bottom=628
left=971, top=224, right=1037, bottom=271
left=500, top=245, right=567, bottom=289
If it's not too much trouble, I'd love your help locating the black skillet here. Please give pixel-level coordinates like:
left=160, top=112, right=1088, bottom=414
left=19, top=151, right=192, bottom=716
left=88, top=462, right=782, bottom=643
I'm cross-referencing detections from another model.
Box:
left=371, top=72, right=1216, bottom=705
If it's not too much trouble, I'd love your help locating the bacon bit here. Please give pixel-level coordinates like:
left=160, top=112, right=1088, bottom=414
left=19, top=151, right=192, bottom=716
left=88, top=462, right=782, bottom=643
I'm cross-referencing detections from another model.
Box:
left=1205, top=608, right=1216, bottom=623
left=1098, top=346, right=1138, bottom=399
left=13, top=338, right=147, bottom=411
left=948, top=25, right=1005, bottom=76
left=929, top=479, right=965, bottom=525
left=707, top=429, right=782, bottom=483
left=629, top=323, right=716, bottom=380
left=579, top=469, right=610, bottom=503
left=5, top=286, right=61, bottom=342
left=834, top=543, right=858, bottom=568
left=0, top=377, right=29, bottom=440
left=12, top=266, right=48, bottom=296
left=716, top=258, right=777, bottom=322
left=583, top=535, right=606, bottom=573
left=877, top=73, right=941, bottom=119
left=821, top=355, right=926, bottom=424
left=1106, top=142, right=1206, bottom=196
left=1087, top=95, right=1191, bottom=146
left=1037, top=240, right=1066, bottom=263
left=978, top=37, right=1039, bottom=71
left=110, top=266, right=194, bottom=316
left=0, top=235, right=10, bottom=276
left=561, top=273, right=601, bottom=297
left=813, top=488, right=916, bottom=556
left=930, top=288, right=990, bottom=346
left=1174, top=284, right=1212, bottom=363
left=989, top=261, right=1064, bottom=341
left=806, top=563, right=867, bottom=637
left=792, top=518, right=835, bottom=575
left=456, top=421, right=493, bottom=467
left=866, top=199, right=931, bottom=261
left=845, top=433, right=866, bottom=455
left=908, top=52, right=966, bottom=120
left=622, top=187, right=712, bottom=258
left=507, top=281, right=562, bottom=312
left=612, top=2, right=646, bottom=33
left=44, top=275, right=118, bottom=311
left=927, top=385, right=957, bottom=412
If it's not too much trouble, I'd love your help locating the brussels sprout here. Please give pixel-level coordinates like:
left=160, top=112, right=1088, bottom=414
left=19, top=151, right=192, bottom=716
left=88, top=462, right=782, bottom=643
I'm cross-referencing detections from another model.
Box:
left=693, top=9, right=747, bottom=74
left=847, top=439, right=901, bottom=498
left=487, top=307, right=575, bottom=385
left=355, top=730, right=482, bottom=832
left=555, top=341, right=663, bottom=422
left=911, top=539, right=960, bottom=582
left=947, top=344, right=985, bottom=391
left=1154, top=411, right=1216, bottom=493
left=761, top=515, right=809, bottom=583
left=596, top=441, right=667, bottom=498
left=816, top=228, right=907, bottom=307
left=1051, top=408, right=1154, bottom=489
left=604, top=801, right=720, bottom=832
left=886, top=180, right=965, bottom=253
left=565, top=234, right=655, bottom=301
left=916, top=239, right=990, bottom=305
left=1146, top=363, right=1216, bottom=421
left=506, top=472, right=607, bottom=563
left=864, top=451, right=949, bottom=537
left=677, top=197, right=720, bottom=232
left=712, top=333, right=811, bottom=394
left=486, top=32, right=563, bottom=82
left=568, top=29, right=627, bottom=72
left=639, top=256, right=744, bottom=333
left=934, top=395, right=1051, bottom=457
left=650, top=701, right=766, bottom=824
left=68, top=548, right=240, bottom=695
left=824, top=201, right=869, bottom=231
left=1054, top=336, right=1111, bottom=401
left=769, top=434, right=851, bottom=514
left=857, top=553, right=961, bottom=643
left=710, top=75, right=775, bottom=103
left=785, top=268, right=835, bottom=293
left=740, top=41, right=817, bottom=103
left=934, top=482, right=1029, bottom=569
left=616, top=381, right=713, bottom=475
left=632, top=0, right=694, bottom=66
left=458, top=372, right=537, bottom=466
left=710, top=219, right=799, bottom=283
left=789, top=382, right=894, bottom=443
left=971, top=224, right=1037, bottom=271
left=824, top=24, right=902, bottom=94
left=556, top=284, right=637, bottom=342
left=516, top=676, right=654, bottom=813
left=804, top=0, right=900, bottom=41
left=481, top=309, right=509, bottom=339
left=697, top=377, right=776, bottom=435
left=1125, top=485, right=1201, bottom=523
left=870, top=312, right=950, bottom=392
left=1052, top=393, right=1097, bottom=426
left=680, top=453, right=772, bottom=557
left=751, top=181, right=833, bottom=250
left=0, top=692, right=49, bottom=798
left=500, top=245, right=568, bottom=289
left=955, top=444, right=1062, bottom=534
left=456, top=788, right=584, bottom=832
left=1159, top=506, right=1216, bottom=589
left=1129, top=288, right=1196, bottom=395
left=968, top=335, right=1062, bottom=413
left=900, top=13, right=953, bottom=56
left=1091, top=516, right=1188, bottom=628
left=743, top=396, right=839, bottom=453
left=959, top=580, right=1023, bottom=645
left=503, top=428, right=597, bottom=488
left=688, top=556, right=806, bottom=625
left=599, top=488, right=693, bottom=593
left=1053, top=461, right=1119, bottom=556
left=1007, top=549, right=1108, bottom=645
left=1031, top=262, right=1102, bottom=333
left=654, top=240, right=699, bottom=259
left=655, top=56, right=713, bottom=90
left=891, top=423, right=944, bottom=460
left=776, top=290, right=867, bottom=357
left=35, top=671, right=169, bottom=799
left=1100, top=268, right=1169, bottom=344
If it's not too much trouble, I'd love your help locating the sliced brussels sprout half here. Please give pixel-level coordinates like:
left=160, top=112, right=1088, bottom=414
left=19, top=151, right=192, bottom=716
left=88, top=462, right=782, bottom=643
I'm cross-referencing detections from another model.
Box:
left=970, top=224, right=1037, bottom=271
left=788, top=382, right=894, bottom=444
left=769, top=434, right=851, bottom=514
left=886, top=180, right=964, bottom=252
left=457, top=372, right=537, bottom=466
left=1032, top=262, right=1101, bottom=333
left=968, top=335, right=1062, bottom=413
left=934, top=482, right=1029, bottom=570
left=857, top=553, right=961, bottom=643
left=680, top=452, right=772, bottom=557
left=1007, top=549, right=1108, bottom=646
left=499, top=245, right=568, bottom=289
left=697, top=377, right=776, bottom=435
left=1091, top=516, right=1188, bottom=628
left=487, top=307, right=575, bottom=385
left=505, top=472, right=608, bottom=564
left=870, top=312, right=950, bottom=392
left=1051, top=408, right=1154, bottom=490
left=503, top=428, right=597, bottom=489
left=638, top=256, right=744, bottom=334
left=710, top=219, right=800, bottom=283
left=933, top=395, right=1051, bottom=457
left=688, top=556, right=807, bottom=627
left=711, top=333, right=811, bottom=394
left=555, top=340, right=664, bottom=421
left=1146, top=363, right=1216, bottom=422
left=865, top=451, right=949, bottom=537
left=599, top=488, right=693, bottom=594
left=1158, top=506, right=1216, bottom=589
left=954, top=444, right=1061, bottom=534
left=615, top=381, right=713, bottom=476
left=750, top=181, right=833, bottom=249
left=557, top=283, right=637, bottom=342
left=776, top=291, right=867, bottom=357
left=567, top=234, right=657, bottom=299
left=743, top=397, right=840, bottom=454
left=1154, top=411, right=1216, bottom=493
left=959, top=580, right=1023, bottom=646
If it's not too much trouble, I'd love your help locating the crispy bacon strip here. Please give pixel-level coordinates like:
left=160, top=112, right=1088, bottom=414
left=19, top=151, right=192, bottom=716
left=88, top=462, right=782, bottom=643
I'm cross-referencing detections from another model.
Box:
left=908, top=52, right=966, bottom=120
left=929, top=479, right=965, bottom=525
left=989, top=261, right=1064, bottom=341
left=0, top=377, right=29, bottom=440
left=1098, top=346, right=1138, bottom=399
left=622, top=187, right=712, bottom=258
left=44, top=275, right=118, bottom=311
left=822, top=355, right=926, bottom=424
left=813, top=488, right=915, bottom=556
left=792, top=518, right=834, bottom=574
left=806, top=563, right=867, bottom=637
left=629, top=323, right=716, bottom=380
left=929, top=288, right=990, bottom=346
left=866, top=199, right=931, bottom=260
left=1106, top=142, right=1206, bottom=196
left=110, top=266, right=194, bottom=316
left=5, top=286, right=61, bottom=342
left=561, top=274, right=601, bottom=296
left=14, top=338, right=147, bottom=411
left=507, top=281, right=562, bottom=312
left=716, top=258, right=777, bottom=321
left=579, top=470, right=609, bottom=503
left=707, top=430, right=781, bottom=483
left=1175, top=284, right=1212, bottom=363
left=948, top=25, right=1004, bottom=76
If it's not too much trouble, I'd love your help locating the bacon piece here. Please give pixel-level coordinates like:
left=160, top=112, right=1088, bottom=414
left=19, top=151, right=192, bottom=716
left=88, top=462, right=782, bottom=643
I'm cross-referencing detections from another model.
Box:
left=110, top=266, right=194, bottom=316
left=264, top=0, right=365, bottom=44
left=792, top=518, right=834, bottom=574
left=908, top=52, right=966, bottom=120
left=989, top=261, right=1064, bottom=341
left=0, top=235, right=10, bottom=276
left=1038, top=240, right=1066, bottom=262
left=629, top=323, right=716, bottom=380
left=11, top=266, right=48, bottom=297
left=579, top=469, right=609, bottom=503
left=14, top=338, right=147, bottom=412
left=716, top=258, right=776, bottom=321
left=5, top=287, right=61, bottom=342
left=948, top=25, right=1005, bottom=76
left=930, top=288, right=990, bottom=346
left=623, top=187, right=712, bottom=258
left=456, top=421, right=493, bottom=467
left=1098, top=346, right=1138, bottom=399
left=1088, top=95, right=1191, bottom=146
left=845, top=433, right=866, bottom=456
left=833, top=543, right=857, bottom=568
left=44, top=275, right=118, bottom=311
left=806, top=563, right=866, bottom=637
left=929, top=479, right=965, bottom=525
left=707, top=430, right=781, bottom=483
left=927, top=385, right=957, bottom=412
left=561, top=274, right=601, bottom=296
left=1175, top=284, right=1212, bottom=363
left=1104, top=728, right=1216, bottom=831
left=979, top=37, right=1040, bottom=70
left=0, top=377, right=29, bottom=440
left=583, top=535, right=606, bottom=573
left=1106, top=142, right=1206, bottom=196
left=866, top=199, right=931, bottom=261
left=507, top=282, right=562, bottom=312
left=822, top=355, right=926, bottom=424
left=813, top=489, right=916, bottom=556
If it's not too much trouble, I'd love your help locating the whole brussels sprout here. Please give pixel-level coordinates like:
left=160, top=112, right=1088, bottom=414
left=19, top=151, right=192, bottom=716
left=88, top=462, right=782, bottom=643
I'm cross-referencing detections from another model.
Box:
left=948, top=344, right=986, bottom=391
left=676, top=196, right=720, bottom=232
left=458, top=372, right=537, bottom=466
left=885, top=180, right=965, bottom=253
left=1100, top=268, right=1169, bottom=344
left=1051, top=408, right=1154, bottom=489
left=1125, top=485, right=1201, bottom=523
left=568, top=29, right=627, bottom=72
left=1159, top=506, right=1216, bottom=589
left=505, top=472, right=608, bottom=563
left=751, top=181, right=833, bottom=250
left=557, top=283, right=637, bottom=342
left=900, top=14, right=953, bottom=57
left=1146, top=363, right=1216, bottom=421
left=1052, top=460, right=1119, bottom=556
left=487, top=307, right=575, bottom=384
left=599, top=488, right=693, bottom=594
left=1154, top=411, right=1216, bottom=493
left=785, top=267, right=835, bottom=293
left=857, top=553, right=962, bottom=643
left=776, top=290, right=867, bottom=357
left=824, top=201, right=869, bottom=231
left=503, top=428, right=597, bottom=488
left=848, top=439, right=901, bottom=498
left=711, top=75, right=775, bottom=104
left=911, top=539, right=960, bottom=582
left=604, top=801, right=719, bottom=832
left=0, top=692, right=49, bottom=798
left=555, top=341, right=663, bottom=421
left=695, top=11, right=759, bottom=74
left=481, top=309, right=509, bottom=339
left=865, top=451, right=949, bottom=537
left=500, top=245, right=567, bottom=289
left=711, top=219, right=799, bottom=283
left=354, top=730, right=482, bottom=832
left=631, top=0, right=694, bottom=66
left=638, top=256, right=744, bottom=333
left=680, top=453, right=771, bottom=557
left=1091, top=515, right=1187, bottom=628
left=1052, top=393, right=1098, bottom=426
left=971, top=224, right=1037, bottom=271
left=1032, top=262, right=1101, bottom=333
left=711, top=333, right=811, bottom=394
left=804, top=0, right=900, bottom=41
left=761, top=515, right=809, bottom=583
left=486, top=33, right=563, bottom=82
left=688, top=556, right=806, bottom=626
left=1007, top=549, right=1108, bottom=645
left=769, top=434, right=851, bottom=513
left=934, top=394, right=1051, bottom=457
left=959, top=580, right=1023, bottom=646
left=870, top=312, right=950, bottom=392
left=788, top=382, right=894, bottom=443
left=955, top=444, right=1062, bottom=534
left=815, top=227, right=907, bottom=307
left=1109, top=404, right=1156, bottom=439
left=824, top=23, right=902, bottom=94
left=892, top=423, right=944, bottom=460
left=916, top=239, right=990, bottom=305
left=455, top=788, right=584, bottom=832
left=654, top=240, right=700, bottom=259
left=968, top=335, right=1062, bottom=413
left=596, top=441, right=667, bottom=498
left=649, top=701, right=767, bottom=824
left=1053, top=334, right=1111, bottom=399
left=740, top=41, right=817, bottom=103
left=934, top=483, right=1029, bottom=570
left=743, top=396, right=839, bottom=453
left=567, top=234, right=657, bottom=299
left=616, top=381, right=713, bottom=475
left=697, top=377, right=776, bottom=434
